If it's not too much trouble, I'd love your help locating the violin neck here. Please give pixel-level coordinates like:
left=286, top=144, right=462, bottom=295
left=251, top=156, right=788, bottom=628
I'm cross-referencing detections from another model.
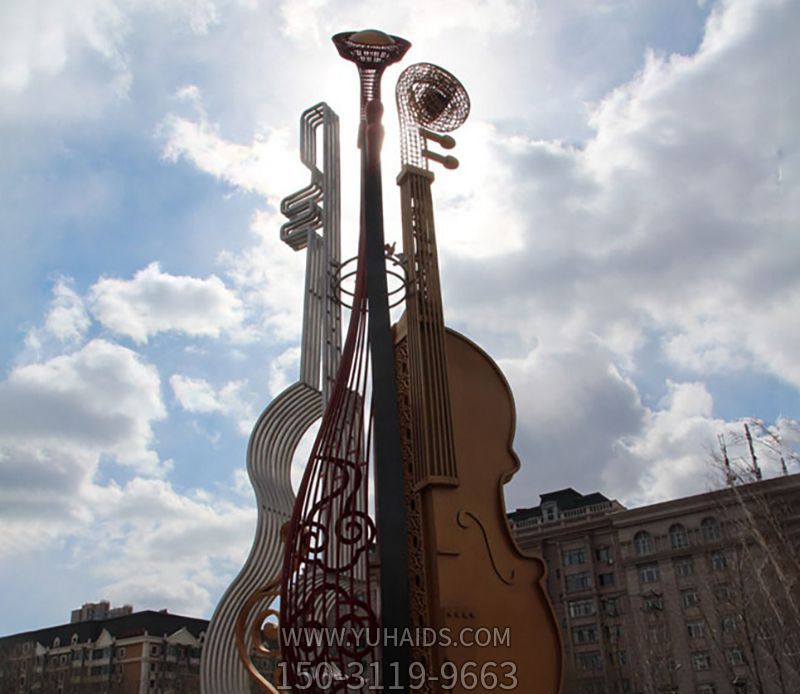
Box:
left=398, top=164, right=459, bottom=489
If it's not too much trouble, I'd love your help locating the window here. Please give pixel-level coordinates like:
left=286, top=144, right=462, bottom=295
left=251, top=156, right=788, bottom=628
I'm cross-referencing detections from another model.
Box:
left=702, top=517, right=721, bottom=542
left=53, top=637, right=61, bottom=648
left=602, top=597, right=619, bottom=617
left=669, top=524, right=689, bottom=549
left=634, top=531, right=654, bottom=556
left=715, top=584, right=731, bottom=603
left=733, top=679, right=749, bottom=694
left=605, top=625, right=623, bottom=643
left=643, top=593, right=664, bottom=611
left=70, top=634, right=79, bottom=645
left=721, top=615, right=740, bottom=634
left=569, top=600, right=596, bottom=618
left=92, top=649, right=105, bottom=660
left=639, top=563, right=660, bottom=583
left=566, top=572, right=593, bottom=593
left=674, top=556, right=694, bottom=577
left=150, top=645, right=160, bottom=656
left=614, top=650, right=627, bottom=666
left=691, top=651, right=711, bottom=671
left=687, top=620, right=705, bottom=639
left=698, top=684, right=717, bottom=694
left=564, top=548, right=588, bottom=566
left=72, top=650, right=82, bottom=661
left=598, top=572, right=615, bottom=587
left=576, top=651, right=603, bottom=671
left=90, top=666, right=102, bottom=676
left=572, top=625, right=598, bottom=644
left=116, top=647, right=126, bottom=659
left=595, top=546, right=611, bottom=563
left=728, top=649, right=744, bottom=666
left=59, top=655, right=67, bottom=666
left=682, top=589, right=700, bottom=608
left=710, top=551, right=727, bottom=571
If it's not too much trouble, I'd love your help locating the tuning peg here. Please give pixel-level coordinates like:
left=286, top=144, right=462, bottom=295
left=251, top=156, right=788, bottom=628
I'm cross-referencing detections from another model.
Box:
left=422, top=149, right=459, bottom=169
left=420, top=127, right=456, bottom=150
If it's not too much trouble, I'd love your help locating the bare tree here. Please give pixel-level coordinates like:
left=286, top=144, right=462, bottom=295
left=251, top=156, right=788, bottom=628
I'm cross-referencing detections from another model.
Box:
left=705, top=421, right=800, bottom=693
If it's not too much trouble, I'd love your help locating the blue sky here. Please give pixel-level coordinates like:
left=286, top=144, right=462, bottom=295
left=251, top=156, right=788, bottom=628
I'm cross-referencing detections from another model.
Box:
left=1, top=0, right=798, bottom=635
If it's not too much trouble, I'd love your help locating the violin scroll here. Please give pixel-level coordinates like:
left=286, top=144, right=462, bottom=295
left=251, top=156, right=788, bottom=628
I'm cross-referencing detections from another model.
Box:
left=397, top=63, right=470, bottom=169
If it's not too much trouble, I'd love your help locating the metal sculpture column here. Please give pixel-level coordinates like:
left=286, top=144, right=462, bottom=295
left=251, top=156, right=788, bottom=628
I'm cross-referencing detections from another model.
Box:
left=333, top=30, right=413, bottom=693
left=200, top=102, right=341, bottom=694
left=279, top=30, right=412, bottom=694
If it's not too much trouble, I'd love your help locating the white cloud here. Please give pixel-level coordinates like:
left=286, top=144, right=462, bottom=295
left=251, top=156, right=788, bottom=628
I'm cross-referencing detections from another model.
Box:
left=220, top=210, right=308, bottom=343
left=0, top=330, right=255, bottom=615
left=440, top=0, right=800, bottom=395
left=170, top=374, right=257, bottom=434
left=0, top=0, right=130, bottom=95
left=76, top=477, right=255, bottom=616
left=0, top=339, right=167, bottom=475
left=170, top=374, right=221, bottom=413
left=88, top=262, right=244, bottom=344
left=160, top=86, right=305, bottom=207
left=44, top=279, right=92, bottom=343
left=501, top=342, right=791, bottom=511
left=501, top=342, right=646, bottom=508
left=24, top=278, right=92, bottom=356
left=0, top=338, right=170, bottom=559
left=267, top=346, right=301, bottom=398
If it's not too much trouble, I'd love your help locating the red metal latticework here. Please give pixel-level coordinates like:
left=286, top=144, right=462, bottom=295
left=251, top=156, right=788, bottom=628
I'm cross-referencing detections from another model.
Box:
left=281, top=30, right=412, bottom=694
left=279, top=221, right=377, bottom=692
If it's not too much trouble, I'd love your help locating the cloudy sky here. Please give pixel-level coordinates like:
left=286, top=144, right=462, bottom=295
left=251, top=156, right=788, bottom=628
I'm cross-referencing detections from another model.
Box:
left=1, top=0, right=798, bottom=635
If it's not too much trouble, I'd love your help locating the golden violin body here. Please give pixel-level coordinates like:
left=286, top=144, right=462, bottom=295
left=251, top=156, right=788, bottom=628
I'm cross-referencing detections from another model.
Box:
left=396, top=324, right=563, bottom=693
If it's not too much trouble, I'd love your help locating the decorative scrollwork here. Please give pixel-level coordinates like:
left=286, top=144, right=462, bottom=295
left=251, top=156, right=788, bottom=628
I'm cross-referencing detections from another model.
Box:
left=234, top=581, right=282, bottom=694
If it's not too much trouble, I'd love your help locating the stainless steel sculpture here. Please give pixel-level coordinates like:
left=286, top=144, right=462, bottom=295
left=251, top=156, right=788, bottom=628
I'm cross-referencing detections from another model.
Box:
left=200, top=102, right=341, bottom=694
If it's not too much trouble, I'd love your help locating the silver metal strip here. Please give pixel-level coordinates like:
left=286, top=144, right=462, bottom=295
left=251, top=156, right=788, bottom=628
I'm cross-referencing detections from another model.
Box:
left=200, top=103, right=341, bottom=694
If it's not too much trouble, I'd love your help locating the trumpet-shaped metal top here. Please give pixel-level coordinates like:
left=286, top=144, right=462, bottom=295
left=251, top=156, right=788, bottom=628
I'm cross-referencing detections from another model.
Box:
left=332, top=30, right=411, bottom=113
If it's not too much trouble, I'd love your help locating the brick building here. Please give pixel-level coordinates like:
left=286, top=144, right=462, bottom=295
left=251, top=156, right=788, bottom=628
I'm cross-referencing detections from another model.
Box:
left=510, top=474, right=800, bottom=694
left=0, top=607, right=207, bottom=694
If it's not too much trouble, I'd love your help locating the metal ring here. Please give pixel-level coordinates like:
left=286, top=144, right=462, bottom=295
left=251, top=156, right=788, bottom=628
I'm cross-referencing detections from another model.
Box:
left=332, top=252, right=408, bottom=309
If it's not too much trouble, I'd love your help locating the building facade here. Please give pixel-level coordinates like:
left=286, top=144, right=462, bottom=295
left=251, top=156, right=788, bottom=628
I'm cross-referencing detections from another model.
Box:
left=70, top=604, right=133, bottom=626
left=510, top=475, right=800, bottom=694
left=0, top=609, right=207, bottom=694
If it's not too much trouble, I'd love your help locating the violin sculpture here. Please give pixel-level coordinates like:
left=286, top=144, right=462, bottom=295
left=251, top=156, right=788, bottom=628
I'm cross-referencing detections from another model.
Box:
left=218, top=28, right=563, bottom=694
left=393, top=61, right=563, bottom=693
left=200, top=102, right=342, bottom=694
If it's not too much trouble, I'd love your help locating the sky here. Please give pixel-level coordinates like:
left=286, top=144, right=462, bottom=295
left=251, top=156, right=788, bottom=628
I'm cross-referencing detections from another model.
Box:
left=1, top=0, right=799, bottom=635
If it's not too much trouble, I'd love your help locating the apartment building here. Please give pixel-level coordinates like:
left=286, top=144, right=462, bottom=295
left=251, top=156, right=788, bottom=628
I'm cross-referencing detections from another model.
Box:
left=510, top=474, right=800, bottom=694
left=70, top=603, right=133, bottom=625
left=0, top=608, right=207, bottom=694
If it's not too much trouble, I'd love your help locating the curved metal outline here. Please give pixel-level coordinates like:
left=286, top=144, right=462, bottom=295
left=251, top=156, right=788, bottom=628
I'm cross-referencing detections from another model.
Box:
left=396, top=62, right=470, bottom=170
left=200, top=102, right=341, bottom=694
